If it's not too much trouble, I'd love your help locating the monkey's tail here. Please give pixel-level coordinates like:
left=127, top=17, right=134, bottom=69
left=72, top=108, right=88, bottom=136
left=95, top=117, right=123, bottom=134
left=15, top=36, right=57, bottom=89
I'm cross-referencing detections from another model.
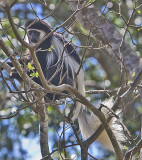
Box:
left=77, top=98, right=126, bottom=151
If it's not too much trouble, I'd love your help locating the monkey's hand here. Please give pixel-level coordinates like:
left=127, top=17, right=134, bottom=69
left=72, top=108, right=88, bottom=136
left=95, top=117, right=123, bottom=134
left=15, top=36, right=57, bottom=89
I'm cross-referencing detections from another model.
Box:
left=7, top=61, right=23, bottom=81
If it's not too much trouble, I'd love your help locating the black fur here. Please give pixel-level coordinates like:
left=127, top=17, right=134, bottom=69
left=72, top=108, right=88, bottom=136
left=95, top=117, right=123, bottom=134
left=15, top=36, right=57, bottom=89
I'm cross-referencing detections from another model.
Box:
left=9, top=19, right=81, bottom=100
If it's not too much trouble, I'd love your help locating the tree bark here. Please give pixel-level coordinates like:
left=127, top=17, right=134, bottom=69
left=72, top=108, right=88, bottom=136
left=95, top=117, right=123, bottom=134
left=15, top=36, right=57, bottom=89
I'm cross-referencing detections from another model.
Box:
left=38, top=104, right=53, bottom=160
left=68, top=1, right=141, bottom=77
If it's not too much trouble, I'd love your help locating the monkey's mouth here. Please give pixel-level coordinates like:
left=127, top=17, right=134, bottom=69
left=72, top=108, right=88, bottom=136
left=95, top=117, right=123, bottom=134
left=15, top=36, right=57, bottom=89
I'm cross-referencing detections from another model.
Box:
left=29, top=41, right=37, bottom=45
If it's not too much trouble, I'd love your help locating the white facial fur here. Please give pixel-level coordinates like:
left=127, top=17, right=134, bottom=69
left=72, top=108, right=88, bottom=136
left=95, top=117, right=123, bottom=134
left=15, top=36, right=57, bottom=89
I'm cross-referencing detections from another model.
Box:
left=27, top=29, right=46, bottom=44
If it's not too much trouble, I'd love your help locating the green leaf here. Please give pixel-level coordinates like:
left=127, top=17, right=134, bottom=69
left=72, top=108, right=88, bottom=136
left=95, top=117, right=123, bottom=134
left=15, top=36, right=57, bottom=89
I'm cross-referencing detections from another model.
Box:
left=78, top=24, right=88, bottom=34
left=82, top=2, right=87, bottom=6
left=137, top=10, right=141, bottom=14
left=138, top=26, right=142, bottom=31
left=89, top=0, right=93, bottom=3
left=51, top=45, right=53, bottom=49
left=123, top=145, right=128, bottom=150
left=35, top=71, right=39, bottom=78
left=48, top=45, right=54, bottom=52
left=30, top=72, right=35, bottom=77
left=137, top=106, right=142, bottom=113
left=28, top=63, right=35, bottom=70
left=128, top=79, right=132, bottom=82
left=132, top=72, right=135, bottom=77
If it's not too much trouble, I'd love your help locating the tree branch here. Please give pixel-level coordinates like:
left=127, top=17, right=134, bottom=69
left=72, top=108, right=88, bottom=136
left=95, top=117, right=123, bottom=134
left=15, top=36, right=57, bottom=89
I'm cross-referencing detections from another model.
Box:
left=124, top=140, right=142, bottom=160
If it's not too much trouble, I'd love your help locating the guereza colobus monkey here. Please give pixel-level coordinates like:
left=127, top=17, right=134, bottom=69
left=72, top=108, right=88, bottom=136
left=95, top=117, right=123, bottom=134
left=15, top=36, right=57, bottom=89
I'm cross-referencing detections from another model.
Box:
left=10, top=19, right=125, bottom=151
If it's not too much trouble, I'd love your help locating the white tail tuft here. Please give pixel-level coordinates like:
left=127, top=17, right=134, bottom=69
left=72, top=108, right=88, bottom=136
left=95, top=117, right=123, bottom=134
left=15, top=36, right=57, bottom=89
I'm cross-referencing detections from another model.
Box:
left=71, top=63, right=125, bottom=151
left=77, top=98, right=126, bottom=151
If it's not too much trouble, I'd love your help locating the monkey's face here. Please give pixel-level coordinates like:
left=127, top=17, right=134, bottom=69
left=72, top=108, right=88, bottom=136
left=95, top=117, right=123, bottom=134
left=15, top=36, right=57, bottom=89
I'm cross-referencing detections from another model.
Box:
left=27, top=29, right=46, bottom=44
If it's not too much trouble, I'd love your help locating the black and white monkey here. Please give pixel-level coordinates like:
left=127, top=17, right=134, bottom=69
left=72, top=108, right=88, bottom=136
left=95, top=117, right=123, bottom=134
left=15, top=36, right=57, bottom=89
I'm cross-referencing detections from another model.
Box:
left=10, top=19, right=125, bottom=151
